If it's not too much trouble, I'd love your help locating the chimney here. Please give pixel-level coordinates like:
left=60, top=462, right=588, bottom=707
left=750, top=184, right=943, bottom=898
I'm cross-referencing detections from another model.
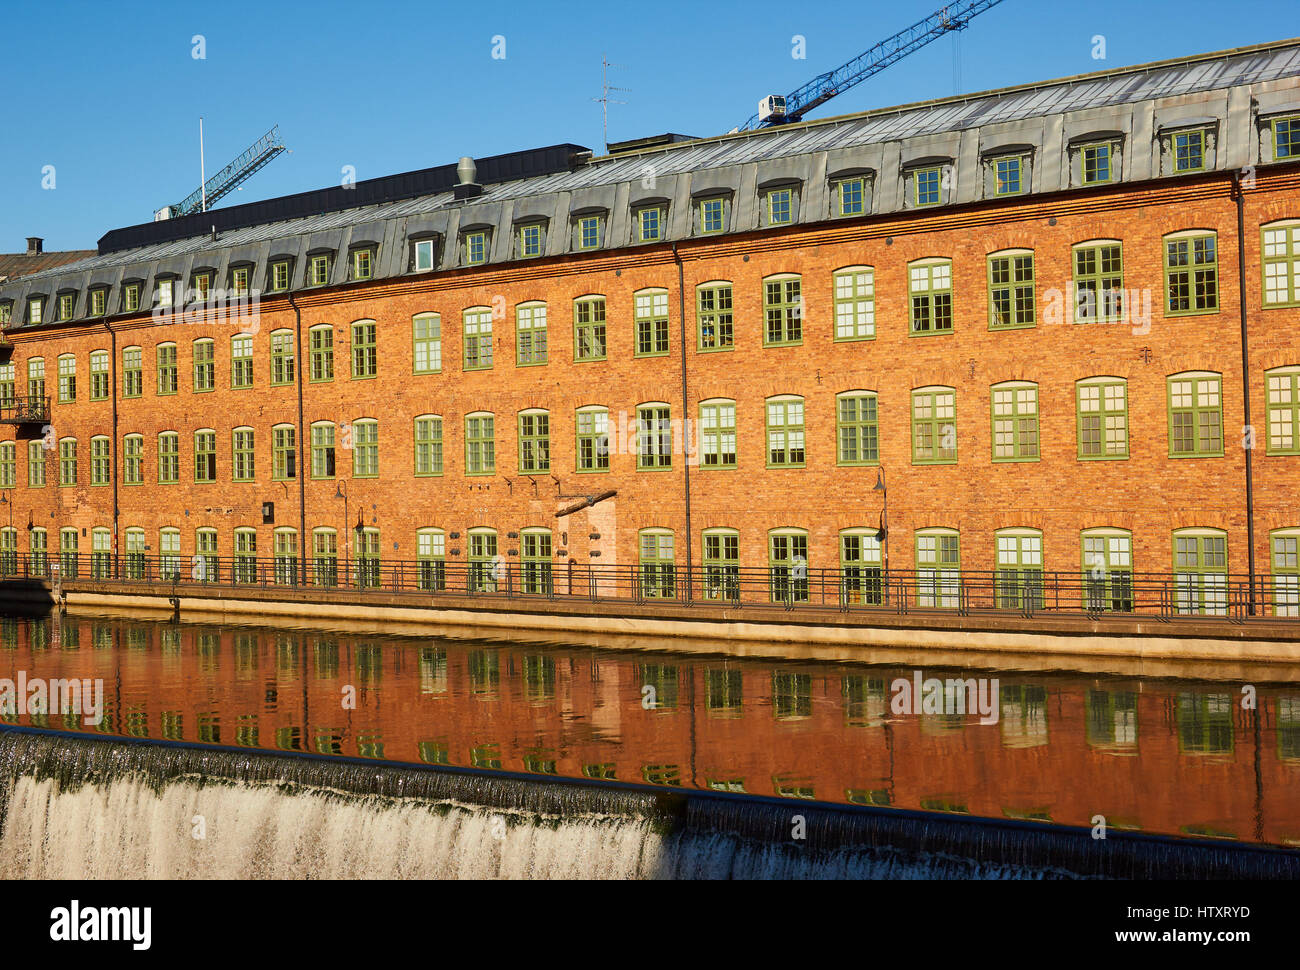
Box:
left=25, top=237, right=43, bottom=255
left=453, top=156, right=483, bottom=200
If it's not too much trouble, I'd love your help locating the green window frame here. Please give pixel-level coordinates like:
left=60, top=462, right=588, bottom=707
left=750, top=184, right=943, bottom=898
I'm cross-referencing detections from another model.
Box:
left=90, top=436, right=110, bottom=486
left=1073, top=242, right=1124, bottom=323
left=1164, top=232, right=1218, bottom=315
left=192, top=272, right=211, bottom=302
left=27, top=440, right=44, bottom=488
left=834, top=176, right=866, bottom=217
left=352, top=419, right=378, bottom=478
left=991, top=382, right=1039, bottom=462
left=270, top=260, right=290, bottom=292
left=993, top=155, right=1023, bottom=195
left=27, top=298, right=44, bottom=325
left=765, top=397, right=805, bottom=468
left=573, top=296, right=607, bottom=361
left=638, top=530, right=676, bottom=599
left=307, top=254, right=330, bottom=286
left=1168, top=373, right=1223, bottom=457
left=636, top=405, right=672, bottom=470
left=1077, top=378, right=1129, bottom=459
left=230, top=265, right=250, bottom=298
left=273, top=529, right=298, bottom=585
left=463, top=308, right=493, bottom=370
left=1081, top=142, right=1115, bottom=184
left=157, top=432, right=179, bottom=484
left=231, top=335, right=254, bottom=388
left=465, top=413, right=495, bottom=475
left=1173, top=530, right=1228, bottom=616
left=916, top=528, right=961, bottom=609
left=351, top=320, right=377, bottom=378
left=0, top=363, right=12, bottom=407
left=232, top=428, right=255, bottom=482
left=416, top=529, right=446, bottom=591
left=123, top=434, right=143, bottom=485
left=518, top=222, right=543, bottom=258
left=697, top=283, right=734, bottom=351
left=28, top=528, right=46, bottom=576
left=768, top=530, right=809, bottom=604
left=1271, top=529, right=1300, bottom=618
left=1173, top=129, right=1206, bottom=172
left=698, top=197, right=725, bottom=235
left=518, top=410, right=550, bottom=473
left=464, top=231, right=488, bottom=265
left=912, top=387, right=957, bottom=464
left=413, top=313, right=442, bottom=373
left=1082, top=529, right=1134, bottom=613
left=273, top=425, right=296, bottom=480
left=636, top=206, right=664, bottom=242
left=194, top=430, right=217, bottom=483
left=995, top=529, right=1044, bottom=611
left=233, top=528, right=258, bottom=584
left=123, top=283, right=140, bottom=312
left=309, top=326, right=334, bottom=382
left=0, top=442, right=13, bottom=490
left=57, top=354, right=76, bottom=403
left=766, top=187, right=793, bottom=225
left=1273, top=116, right=1300, bottom=160
left=26, top=357, right=44, bottom=401
left=576, top=215, right=602, bottom=250
left=1262, top=223, right=1300, bottom=308
left=468, top=529, right=499, bottom=592
left=310, top=422, right=336, bottom=479
left=909, top=259, right=953, bottom=334
left=988, top=252, right=1035, bottom=329
left=351, top=248, right=373, bottom=281
left=913, top=166, right=941, bottom=206
left=840, top=529, right=884, bottom=606
left=1266, top=367, right=1300, bottom=455
left=699, top=400, right=737, bottom=470
left=156, top=344, right=178, bottom=395
left=516, top=302, right=548, bottom=365
left=312, top=529, right=338, bottom=587
left=837, top=392, right=879, bottom=466
left=628, top=289, right=670, bottom=357
left=520, top=529, right=553, bottom=595
left=702, top=529, right=740, bottom=601
left=763, top=276, right=802, bottom=346
left=89, top=288, right=106, bottom=317
left=270, top=330, right=295, bottom=386
left=57, top=293, right=74, bottom=321
left=58, top=438, right=77, bottom=486
left=833, top=267, right=875, bottom=340
left=414, top=415, right=443, bottom=476
left=193, top=339, right=215, bottom=392
left=576, top=407, right=610, bottom=472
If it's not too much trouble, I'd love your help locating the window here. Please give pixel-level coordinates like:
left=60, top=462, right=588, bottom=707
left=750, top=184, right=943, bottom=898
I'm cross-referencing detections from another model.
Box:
left=465, top=413, right=495, bottom=475
left=837, top=392, right=879, bottom=465
left=351, top=248, right=373, bottom=281
left=988, top=251, right=1035, bottom=329
left=1165, top=232, right=1218, bottom=314
left=123, top=434, right=143, bottom=485
left=699, top=400, right=737, bottom=469
left=1262, top=222, right=1300, bottom=308
left=234, top=529, right=258, bottom=584
left=298, top=325, right=332, bottom=382
left=123, top=284, right=140, bottom=313
left=1173, top=529, right=1228, bottom=616
left=840, top=529, right=884, bottom=606
left=232, top=428, right=255, bottom=482
left=769, top=529, right=809, bottom=603
left=270, top=330, right=295, bottom=385
left=995, top=529, right=1044, bottom=611
left=58, top=438, right=77, bottom=486
left=697, top=283, right=734, bottom=350
left=833, top=267, right=874, bottom=341
left=1267, top=367, right=1300, bottom=455
left=636, top=404, right=672, bottom=470
left=307, top=254, right=330, bottom=286
left=576, top=214, right=602, bottom=250
left=0, top=364, right=10, bottom=408
left=834, top=176, right=867, bottom=217
left=90, top=436, right=110, bottom=486
left=154, top=278, right=175, bottom=308
left=271, top=425, right=296, bottom=480
left=28, top=441, right=44, bottom=488
left=1173, top=129, right=1206, bottom=172
left=1271, top=529, right=1300, bottom=618
left=27, top=357, right=45, bottom=401
left=634, top=289, right=669, bottom=357
left=912, top=387, right=957, bottom=464
left=417, top=528, right=446, bottom=591
left=463, top=308, right=493, bottom=370
left=516, top=302, right=548, bottom=365
left=464, top=528, right=497, bottom=592
left=351, top=320, right=377, bottom=378
left=1168, top=372, right=1223, bottom=457
left=193, top=339, right=215, bottom=391
left=636, top=205, right=664, bottom=242
left=310, top=422, right=336, bottom=479
left=414, top=415, right=443, bottom=476
left=412, top=238, right=438, bottom=273
left=702, top=529, right=740, bottom=601
left=574, top=297, right=607, bottom=361
left=59, top=529, right=78, bottom=579
left=521, top=529, right=553, bottom=595
left=1081, top=142, right=1115, bottom=184
left=270, top=260, right=291, bottom=292
left=57, top=354, right=76, bottom=403
left=413, top=313, right=442, bottom=374
left=993, top=155, right=1023, bottom=195
left=27, top=298, right=43, bottom=325
left=991, top=382, right=1039, bottom=461
left=194, top=430, right=217, bottom=483
left=638, top=530, right=676, bottom=599
left=1273, top=116, right=1300, bottom=160
left=158, top=432, right=179, bottom=483
left=156, top=344, right=178, bottom=395
left=28, top=528, right=47, bottom=577
left=160, top=529, right=182, bottom=581
left=697, top=197, right=725, bottom=235
left=1073, top=242, right=1124, bottom=322
left=1082, top=529, right=1134, bottom=613
left=766, top=397, right=805, bottom=468
left=273, top=529, right=298, bottom=585
left=192, top=272, right=211, bottom=302
left=576, top=406, right=610, bottom=472
left=464, top=231, right=488, bottom=265
left=914, top=166, right=942, bottom=206
left=1077, top=377, right=1129, bottom=459
left=518, top=410, right=550, bottom=473
left=763, top=275, right=802, bottom=346
left=352, top=419, right=378, bottom=477
left=231, top=334, right=254, bottom=388
left=517, top=222, right=544, bottom=258
left=89, top=288, right=107, bottom=316
left=100, top=529, right=120, bottom=580
left=230, top=265, right=251, bottom=298
left=0, top=443, right=13, bottom=489
left=766, top=187, right=793, bottom=225
left=909, top=259, right=953, bottom=334
left=309, top=529, right=336, bottom=587
left=916, top=528, right=961, bottom=609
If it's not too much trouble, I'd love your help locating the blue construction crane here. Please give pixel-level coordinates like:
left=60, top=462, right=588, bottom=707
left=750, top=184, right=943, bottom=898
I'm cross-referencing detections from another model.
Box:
left=739, top=0, right=1007, bottom=130
left=155, top=126, right=287, bottom=220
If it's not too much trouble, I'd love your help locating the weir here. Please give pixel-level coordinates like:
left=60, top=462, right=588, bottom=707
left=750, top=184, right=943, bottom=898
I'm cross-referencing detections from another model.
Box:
left=0, top=729, right=1295, bottom=880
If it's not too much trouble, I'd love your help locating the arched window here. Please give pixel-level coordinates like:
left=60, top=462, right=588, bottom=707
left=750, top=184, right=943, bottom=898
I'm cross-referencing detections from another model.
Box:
left=1266, top=366, right=1300, bottom=455
left=518, top=408, right=550, bottom=473
left=1081, top=528, right=1133, bottom=613
left=0, top=527, right=16, bottom=577
left=768, top=528, right=809, bottom=603
left=309, top=324, right=334, bottom=382
left=765, top=396, right=805, bottom=467
left=638, top=529, right=675, bottom=599
left=416, top=528, right=446, bottom=591
left=633, top=289, right=669, bottom=357
left=576, top=405, right=610, bottom=472
left=58, top=437, right=77, bottom=487
left=310, top=421, right=336, bottom=479
left=57, top=353, right=77, bottom=403
left=836, top=390, right=879, bottom=466
left=468, top=528, right=499, bottom=593
left=156, top=342, right=178, bottom=395
left=351, top=418, right=378, bottom=477
left=1172, top=528, right=1228, bottom=616
left=840, top=528, right=883, bottom=605
left=233, top=528, right=258, bottom=584
left=1167, top=371, right=1223, bottom=457
left=699, top=399, right=737, bottom=469
left=702, top=528, right=740, bottom=601
left=270, top=329, right=295, bottom=385
left=193, top=338, right=215, bottom=391
left=908, top=258, right=953, bottom=334
left=1163, top=229, right=1218, bottom=314
left=516, top=301, right=548, bottom=365
left=995, top=528, right=1044, bottom=610
left=159, top=527, right=181, bottom=581
left=270, top=528, right=296, bottom=585
left=520, top=528, right=553, bottom=595
left=356, top=526, right=380, bottom=588
left=912, top=386, right=956, bottom=464
left=89, top=436, right=111, bottom=487
left=1271, top=528, right=1300, bottom=617
left=833, top=266, right=875, bottom=340
left=1076, top=376, right=1129, bottom=459
left=414, top=414, right=443, bottom=476
left=987, top=249, right=1035, bottom=330
left=232, top=426, right=255, bottom=482
left=96, top=527, right=118, bottom=580
left=463, top=306, right=493, bottom=370
left=412, top=312, right=441, bottom=374
left=28, top=527, right=48, bottom=578
left=916, top=527, right=960, bottom=609
left=991, top=381, right=1039, bottom=462
left=1072, top=239, right=1124, bottom=323
left=350, top=319, right=377, bottom=378
left=196, top=528, right=218, bottom=583
left=1262, top=219, right=1300, bottom=308
left=573, top=295, right=607, bottom=361
left=465, top=412, right=495, bottom=475
left=312, top=528, right=338, bottom=587
left=696, top=281, right=734, bottom=350
left=272, top=424, right=296, bottom=480
left=762, top=273, right=802, bottom=346
left=89, top=349, right=110, bottom=400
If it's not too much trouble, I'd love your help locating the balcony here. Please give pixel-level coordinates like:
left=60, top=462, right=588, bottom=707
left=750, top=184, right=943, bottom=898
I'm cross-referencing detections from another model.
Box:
left=0, top=396, right=49, bottom=425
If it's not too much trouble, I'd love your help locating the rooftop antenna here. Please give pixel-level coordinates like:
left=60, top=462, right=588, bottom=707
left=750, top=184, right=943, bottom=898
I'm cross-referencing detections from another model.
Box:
left=154, top=124, right=287, bottom=221
left=591, top=54, right=629, bottom=153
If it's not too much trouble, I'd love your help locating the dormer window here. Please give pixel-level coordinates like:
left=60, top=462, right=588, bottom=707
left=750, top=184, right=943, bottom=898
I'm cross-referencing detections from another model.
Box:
left=0, top=302, right=11, bottom=326
left=230, top=266, right=250, bottom=298
left=575, top=214, right=603, bottom=251
left=765, top=187, right=794, bottom=225
left=350, top=248, right=373, bottom=281
left=28, top=298, right=43, bottom=325
left=914, top=167, right=942, bottom=206
left=1174, top=130, right=1205, bottom=172
left=307, top=254, right=331, bottom=286
left=517, top=222, right=545, bottom=258
left=57, top=293, right=75, bottom=321
left=154, top=278, right=175, bottom=308
left=123, top=283, right=140, bottom=312
left=995, top=156, right=1023, bottom=195
left=269, top=260, right=291, bottom=292
left=1275, top=116, right=1300, bottom=160
left=464, top=230, right=489, bottom=266
left=1082, top=143, right=1114, bottom=184
left=192, top=271, right=211, bottom=301
left=697, top=197, right=727, bottom=235
left=89, top=288, right=107, bottom=316
left=634, top=205, right=664, bottom=242
left=412, top=238, right=438, bottom=272
left=833, top=176, right=868, bottom=217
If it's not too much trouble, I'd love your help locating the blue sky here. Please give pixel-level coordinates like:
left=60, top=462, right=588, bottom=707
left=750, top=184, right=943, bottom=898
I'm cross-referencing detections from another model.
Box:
left=2, top=0, right=1296, bottom=250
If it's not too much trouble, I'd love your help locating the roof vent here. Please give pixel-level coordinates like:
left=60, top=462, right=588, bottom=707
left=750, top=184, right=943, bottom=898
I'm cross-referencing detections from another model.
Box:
left=25, top=237, right=43, bottom=255
left=453, top=156, right=482, bottom=200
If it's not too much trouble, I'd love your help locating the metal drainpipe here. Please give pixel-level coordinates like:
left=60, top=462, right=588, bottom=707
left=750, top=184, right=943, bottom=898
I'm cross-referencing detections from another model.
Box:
left=103, top=321, right=119, bottom=572
left=1234, top=171, right=1257, bottom=614
left=672, top=242, right=693, bottom=599
left=286, top=291, right=308, bottom=567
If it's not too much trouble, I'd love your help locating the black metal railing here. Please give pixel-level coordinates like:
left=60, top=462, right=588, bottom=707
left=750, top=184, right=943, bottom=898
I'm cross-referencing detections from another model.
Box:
left=0, top=395, right=50, bottom=424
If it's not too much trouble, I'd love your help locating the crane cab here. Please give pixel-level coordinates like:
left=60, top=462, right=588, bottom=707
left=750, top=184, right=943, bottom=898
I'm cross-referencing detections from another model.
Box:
left=758, top=95, right=788, bottom=123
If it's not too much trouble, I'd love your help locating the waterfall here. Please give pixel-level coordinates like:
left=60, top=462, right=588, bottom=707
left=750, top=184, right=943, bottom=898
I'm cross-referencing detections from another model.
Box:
left=0, top=729, right=1294, bottom=879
